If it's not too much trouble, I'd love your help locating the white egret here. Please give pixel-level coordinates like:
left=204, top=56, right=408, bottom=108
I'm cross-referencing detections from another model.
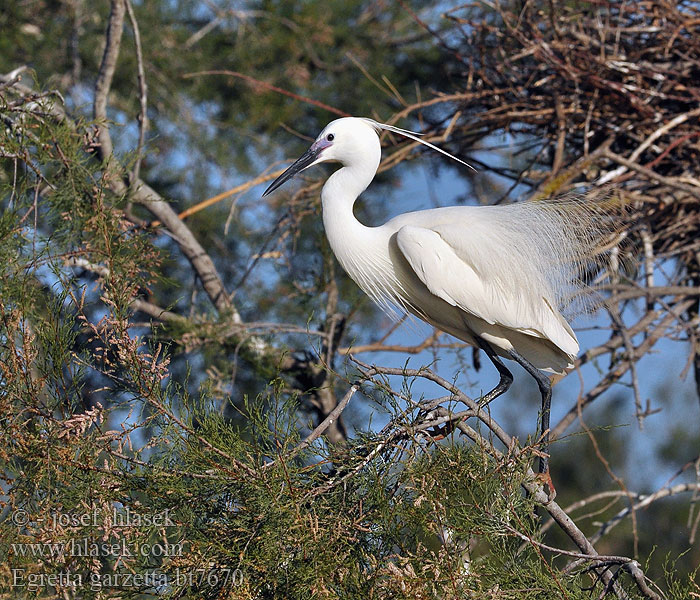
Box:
left=263, top=116, right=607, bottom=490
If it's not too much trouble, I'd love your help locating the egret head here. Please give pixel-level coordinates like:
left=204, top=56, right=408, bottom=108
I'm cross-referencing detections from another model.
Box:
left=262, top=117, right=380, bottom=197
left=262, top=117, right=474, bottom=197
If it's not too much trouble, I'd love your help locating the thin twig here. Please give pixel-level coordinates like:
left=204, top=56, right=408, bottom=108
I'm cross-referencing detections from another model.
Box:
left=286, top=384, right=359, bottom=462
left=182, top=70, right=350, bottom=117
left=125, top=0, right=148, bottom=185
left=602, top=149, right=700, bottom=199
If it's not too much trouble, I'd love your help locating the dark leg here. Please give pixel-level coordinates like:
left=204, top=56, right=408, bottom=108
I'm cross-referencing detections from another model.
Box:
left=419, top=338, right=513, bottom=441
left=505, top=348, right=553, bottom=477
left=474, top=337, right=514, bottom=406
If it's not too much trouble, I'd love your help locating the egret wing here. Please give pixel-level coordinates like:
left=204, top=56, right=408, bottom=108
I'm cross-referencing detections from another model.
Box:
left=395, top=224, right=578, bottom=355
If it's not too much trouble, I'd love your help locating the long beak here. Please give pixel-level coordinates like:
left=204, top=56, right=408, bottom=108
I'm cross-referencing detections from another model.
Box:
left=262, top=141, right=327, bottom=197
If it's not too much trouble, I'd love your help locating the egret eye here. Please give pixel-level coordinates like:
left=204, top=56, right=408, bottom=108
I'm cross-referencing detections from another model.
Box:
left=326, top=133, right=335, bottom=141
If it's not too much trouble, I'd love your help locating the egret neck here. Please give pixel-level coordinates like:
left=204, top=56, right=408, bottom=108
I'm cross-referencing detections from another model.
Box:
left=320, top=148, right=383, bottom=279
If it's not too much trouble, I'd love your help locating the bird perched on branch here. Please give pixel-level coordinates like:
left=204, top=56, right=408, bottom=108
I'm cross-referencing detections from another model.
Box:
left=264, top=116, right=609, bottom=495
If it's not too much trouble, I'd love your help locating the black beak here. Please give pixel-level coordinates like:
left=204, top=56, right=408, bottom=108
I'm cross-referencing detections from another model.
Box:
left=262, top=143, right=324, bottom=197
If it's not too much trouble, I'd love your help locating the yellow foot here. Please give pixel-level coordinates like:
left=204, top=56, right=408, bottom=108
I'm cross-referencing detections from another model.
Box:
left=535, top=469, right=557, bottom=502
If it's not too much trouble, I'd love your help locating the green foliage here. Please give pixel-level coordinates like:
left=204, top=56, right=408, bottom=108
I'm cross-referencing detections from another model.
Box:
left=0, top=377, right=614, bottom=599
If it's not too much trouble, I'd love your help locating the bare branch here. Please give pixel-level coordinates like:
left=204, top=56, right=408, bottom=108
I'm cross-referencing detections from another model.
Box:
left=553, top=299, right=696, bottom=440
left=94, top=0, right=126, bottom=164
left=90, top=3, right=236, bottom=317
left=183, top=70, right=350, bottom=117
left=124, top=0, right=148, bottom=185
left=133, top=182, right=236, bottom=315
left=601, top=149, right=700, bottom=200
left=286, top=384, right=359, bottom=462
left=591, top=482, right=700, bottom=545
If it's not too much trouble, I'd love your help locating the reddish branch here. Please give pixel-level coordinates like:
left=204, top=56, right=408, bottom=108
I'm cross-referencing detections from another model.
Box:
left=183, top=69, right=350, bottom=117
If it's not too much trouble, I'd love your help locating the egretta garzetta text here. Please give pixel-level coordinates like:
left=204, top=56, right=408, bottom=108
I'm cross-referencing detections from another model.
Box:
left=263, top=116, right=606, bottom=492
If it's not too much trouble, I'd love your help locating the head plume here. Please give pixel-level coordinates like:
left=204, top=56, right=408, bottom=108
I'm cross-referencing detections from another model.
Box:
left=361, top=118, right=476, bottom=172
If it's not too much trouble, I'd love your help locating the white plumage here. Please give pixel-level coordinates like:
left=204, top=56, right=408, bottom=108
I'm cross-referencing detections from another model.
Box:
left=263, top=116, right=608, bottom=486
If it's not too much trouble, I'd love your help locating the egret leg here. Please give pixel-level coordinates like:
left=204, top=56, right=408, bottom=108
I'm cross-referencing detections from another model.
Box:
left=474, top=337, right=514, bottom=406
left=475, top=338, right=554, bottom=496
left=504, top=348, right=553, bottom=477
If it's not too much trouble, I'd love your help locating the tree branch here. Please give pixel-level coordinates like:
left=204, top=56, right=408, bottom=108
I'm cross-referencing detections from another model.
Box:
left=91, top=2, right=236, bottom=318
left=351, top=363, right=637, bottom=599
left=124, top=0, right=148, bottom=185
left=94, top=0, right=126, bottom=163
